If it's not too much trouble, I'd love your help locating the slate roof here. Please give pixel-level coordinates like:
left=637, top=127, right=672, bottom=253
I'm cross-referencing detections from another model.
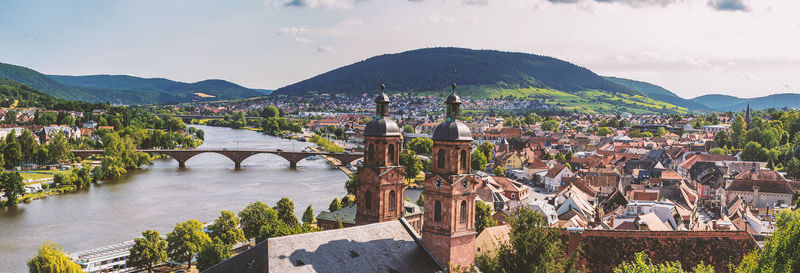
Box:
left=267, top=220, right=442, bottom=273
left=315, top=203, right=357, bottom=224
left=562, top=230, right=759, bottom=273
left=202, top=240, right=268, bottom=273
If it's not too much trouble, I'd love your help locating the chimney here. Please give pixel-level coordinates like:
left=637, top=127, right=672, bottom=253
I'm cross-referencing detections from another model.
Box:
left=753, top=186, right=760, bottom=207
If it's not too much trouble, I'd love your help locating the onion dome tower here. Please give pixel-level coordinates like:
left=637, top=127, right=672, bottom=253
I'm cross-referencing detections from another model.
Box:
left=421, top=82, right=478, bottom=269
left=355, top=84, right=406, bottom=225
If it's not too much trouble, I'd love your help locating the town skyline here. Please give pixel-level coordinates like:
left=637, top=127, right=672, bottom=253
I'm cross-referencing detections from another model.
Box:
left=2, top=0, right=799, bottom=99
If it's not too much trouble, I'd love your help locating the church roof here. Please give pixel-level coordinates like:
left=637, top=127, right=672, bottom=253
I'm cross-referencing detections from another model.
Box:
left=267, top=219, right=442, bottom=272
left=432, top=121, right=472, bottom=141
left=364, top=117, right=401, bottom=137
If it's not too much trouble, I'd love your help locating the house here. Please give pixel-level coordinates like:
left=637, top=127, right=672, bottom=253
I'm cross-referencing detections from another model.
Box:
left=490, top=176, right=530, bottom=208
left=475, top=225, right=510, bottom=256
left=528, top=200, right=558, bottom=226
left=498, top=153, right=523, bottom=170
left=544, top=164, right=573, bottom=192
left=725, top=169, right=799, bottom=208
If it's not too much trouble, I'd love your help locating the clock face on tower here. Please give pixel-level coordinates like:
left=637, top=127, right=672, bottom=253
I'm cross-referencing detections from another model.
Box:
left=461, top=180, right=469, bottom=189
left=434, top=177, right=443, bottom=189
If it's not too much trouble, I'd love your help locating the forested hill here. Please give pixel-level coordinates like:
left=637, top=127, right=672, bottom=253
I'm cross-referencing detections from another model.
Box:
left=0, top=79, right=62, bottom=108
left=692, top=93, right=800, bottom=112
left=603, top=77, right=712, bottom=111
left=274, top=47, right=638, bottom=97
left=0, top=62, right=263, bottom=105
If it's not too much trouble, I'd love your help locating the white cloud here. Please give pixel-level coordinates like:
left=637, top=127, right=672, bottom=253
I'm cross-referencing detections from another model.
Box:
left=266, top=0, right=356, bottom=10
left=277, top=27, right=309, bottom=36
left=317, top=46, right=334, bottom=52
left=294, top=37, right=312, bottom=43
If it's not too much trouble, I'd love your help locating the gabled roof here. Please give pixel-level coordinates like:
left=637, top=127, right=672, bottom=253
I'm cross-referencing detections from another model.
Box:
left=546, top=164, right=569, bottom=178
left=734, top=169, right=787, bottom=181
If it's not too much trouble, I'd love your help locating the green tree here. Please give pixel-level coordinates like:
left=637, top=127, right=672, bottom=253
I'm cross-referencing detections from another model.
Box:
left=344, top=175, right=358, bottom=196
left=479, top=141, right=495, bottom=160
left=655, top=127, right=668, bottom=137
left=494, top=166, right=505, bottom=177
left=740, top=141, right=769, bottom=162
left=196, top=238, right=232, bottom=272
left=335, top=219, right=344, bottom=229
left=597, top=127, right=612, bottom=137
left=26, top=241, right=84, bottom=273
left=472, top=150, right=488, bottom=171
left=4, top=110, right=17, bottom=124
left=408, top=137, right=433, bottom=155
left=735, top=209, right=800, bottom=273
left=47, top=133, right=70, bottom=164
left=416, top=193, right=425, bottom=207
left=476, top=207, right=575, bottom=273
left=209, top=211, right=246, bottom=247
left=18, top=129, right=38, bottom=162
left=403, top=124, right=416, bottom=133
left=400, top=151, right=422, bottom=181
left=166, top=219, right=211, bottom=269
left=1, top=171, right=24, bottom=206
left=127, top=230, right=167, bottom=273
left=475, top=200, right=497, bottom=234
left=541, top=120, right=559, bottom=132
left=614, top=252, right=714, bottom=273
left=238, top=201, right=278, bottom=240
left=302, top=205, right=314, bottom=224
left=3, top=141, right=22, bottom=169
left=262, top=106, right=280, bottom=118
left=715, top=131, right=729, bottom=148
left=275, top=197, right=299, bottom=226
left=329, top=197, right=341, bottom=212
left=785, top=157, right=800, bottom=179
left=731, top=115, right=747, bottom=148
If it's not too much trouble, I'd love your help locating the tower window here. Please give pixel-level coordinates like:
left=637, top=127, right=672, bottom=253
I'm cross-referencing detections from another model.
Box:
left=460, top=150, right=467, bottom=170
left=368, top=144, right=375, bottom=162
left=388, top=144, right=395, bottom=165
left=389, top=190, right=396, bottom=211
left=460, top=200, right=467, bottom=223
left=365, top=190, right=372, bottom=210
left=434, top=201, right=442, bottom=222
left=437, top=149, right=445, bottom=169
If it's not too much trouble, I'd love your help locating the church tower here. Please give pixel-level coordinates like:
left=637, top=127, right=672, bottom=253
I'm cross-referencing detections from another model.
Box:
left=422, top=83, right=478, bottom=269
left=355, top=85, right=407, bottom=225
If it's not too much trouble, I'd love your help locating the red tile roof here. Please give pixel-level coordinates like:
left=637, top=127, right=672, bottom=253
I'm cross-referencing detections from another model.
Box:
left=562, top=230, right=758, bottom=273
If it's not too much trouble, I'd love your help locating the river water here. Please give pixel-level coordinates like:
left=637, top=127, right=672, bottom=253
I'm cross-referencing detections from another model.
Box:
left=0, top=125, right=351, bottom=272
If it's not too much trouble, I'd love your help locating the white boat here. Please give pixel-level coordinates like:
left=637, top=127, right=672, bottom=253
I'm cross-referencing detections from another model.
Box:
left=70, top=241, right=136, bottom=273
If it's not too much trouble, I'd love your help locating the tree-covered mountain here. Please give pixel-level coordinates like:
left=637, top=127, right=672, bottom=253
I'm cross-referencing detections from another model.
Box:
left=48, top=75, right=263, bottom=101
left=692, top=93, right=800, bottom=112
left=603, top=77, right=711, bottom=111
left=0, top=62, right=263, bottom=105
left=275, top=47, right=638, bottom=97
left=0, top=79, right=63, bottom=108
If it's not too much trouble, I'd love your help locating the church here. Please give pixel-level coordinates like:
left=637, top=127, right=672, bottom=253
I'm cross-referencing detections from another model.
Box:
left=204, top=83, right=478, bottom=273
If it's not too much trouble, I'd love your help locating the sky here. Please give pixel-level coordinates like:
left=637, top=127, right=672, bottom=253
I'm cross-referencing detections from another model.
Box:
left=0, top=0, right=798, bottom=99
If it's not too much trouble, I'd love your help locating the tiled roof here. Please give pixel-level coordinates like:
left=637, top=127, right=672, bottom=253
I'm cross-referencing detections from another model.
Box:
left=546, top=164, right=568, bottom=178
left=267, top=220, right=441, bottom=272
left=733, top=169, right=787, bottom=181
left=562, top=230, right=759, bottom=273
left=727, top=180, right=796, bottom=195
left=202, top=240, right=268, bottom=273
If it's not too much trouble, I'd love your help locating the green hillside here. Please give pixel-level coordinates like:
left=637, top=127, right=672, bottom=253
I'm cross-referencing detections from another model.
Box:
left=603, top=77, right=710, bottom=111
left=274, top=47, right=690, bottom=114
left=275, top=47, right=638, bottom=96
left=692, top=93, right=800, bottom=112
left=49, top=75, right=263, bottom=101
left=0, top=79, right=63, bottom=108
left=0, top=62, right=263, bottom=105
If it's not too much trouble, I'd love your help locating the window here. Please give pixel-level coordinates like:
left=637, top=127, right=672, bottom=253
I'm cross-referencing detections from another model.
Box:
left=388, top=144, right=395, bottom=165
left=460, top=150, right=467, bottom=170
left=460, top=200, right=467, bottom=223
left=389, top=190, right=396, bottom=211
left=368, top=144, right=375, bottom=161
left=365, top=190, right=372, bottom=210
left=437, top=149, right=445, bottom=169
left=434, top=201, right=442, bottom=222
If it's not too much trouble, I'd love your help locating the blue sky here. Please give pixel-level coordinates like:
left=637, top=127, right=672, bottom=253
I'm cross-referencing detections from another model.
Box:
left=1, top=0, right=798, bottom=98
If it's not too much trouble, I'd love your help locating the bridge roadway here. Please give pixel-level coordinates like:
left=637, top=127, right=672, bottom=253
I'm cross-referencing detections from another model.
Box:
left=71, top=149, right=364, bottom=169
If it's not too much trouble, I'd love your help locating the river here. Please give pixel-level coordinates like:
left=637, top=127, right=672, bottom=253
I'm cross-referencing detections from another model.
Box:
left=0, top=125, right=352, bottom=272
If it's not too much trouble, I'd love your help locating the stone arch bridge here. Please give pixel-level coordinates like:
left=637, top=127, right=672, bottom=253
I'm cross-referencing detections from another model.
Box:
left=71, top=149, right=364, bottom=169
